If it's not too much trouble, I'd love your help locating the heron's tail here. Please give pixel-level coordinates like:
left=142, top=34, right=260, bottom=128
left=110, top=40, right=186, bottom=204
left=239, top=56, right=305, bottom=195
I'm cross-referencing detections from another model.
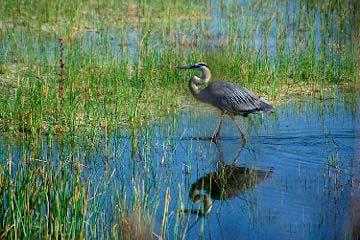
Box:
left=259, top=98, right=274, bottom=113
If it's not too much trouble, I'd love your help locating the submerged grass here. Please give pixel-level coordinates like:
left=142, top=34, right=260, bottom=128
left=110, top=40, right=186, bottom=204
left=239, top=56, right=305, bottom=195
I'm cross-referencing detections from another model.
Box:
left=0, top=0, right=358, bottom=238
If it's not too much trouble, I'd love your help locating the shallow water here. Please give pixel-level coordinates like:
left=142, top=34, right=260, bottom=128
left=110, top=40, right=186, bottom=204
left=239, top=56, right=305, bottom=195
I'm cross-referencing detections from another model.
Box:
left=152, top=95, right=359, bottom=239
left=1, top=93, right=359, bottom=239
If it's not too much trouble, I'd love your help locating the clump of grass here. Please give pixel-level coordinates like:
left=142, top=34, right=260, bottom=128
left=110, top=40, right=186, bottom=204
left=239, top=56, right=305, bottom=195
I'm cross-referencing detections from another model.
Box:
left=119, top=214, right=154, bottom=240
left=0, top=159, right=88, bottom=238
left=111, top=190, right=157, bottom=240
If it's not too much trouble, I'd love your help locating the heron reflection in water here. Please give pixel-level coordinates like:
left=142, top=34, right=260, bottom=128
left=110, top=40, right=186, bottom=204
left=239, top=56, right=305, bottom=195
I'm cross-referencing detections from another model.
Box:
left=179, top=142, right=273, bottom=216
left=178, top=62, right=274, bottom=145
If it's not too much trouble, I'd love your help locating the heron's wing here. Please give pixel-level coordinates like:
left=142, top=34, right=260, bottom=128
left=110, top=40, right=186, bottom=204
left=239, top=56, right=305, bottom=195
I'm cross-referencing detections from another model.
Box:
left=203, top=81, right=272, bottom=114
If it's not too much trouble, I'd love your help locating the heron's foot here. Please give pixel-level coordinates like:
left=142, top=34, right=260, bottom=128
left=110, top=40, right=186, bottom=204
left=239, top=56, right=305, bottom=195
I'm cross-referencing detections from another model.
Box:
left=211, top=133, right=220, bottom=143
left=241, top=134, right=248, bottom=146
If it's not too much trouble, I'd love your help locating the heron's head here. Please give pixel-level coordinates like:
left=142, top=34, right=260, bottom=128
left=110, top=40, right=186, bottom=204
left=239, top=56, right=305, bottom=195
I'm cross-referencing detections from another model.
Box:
left=177, top=62, right=209, bottom=71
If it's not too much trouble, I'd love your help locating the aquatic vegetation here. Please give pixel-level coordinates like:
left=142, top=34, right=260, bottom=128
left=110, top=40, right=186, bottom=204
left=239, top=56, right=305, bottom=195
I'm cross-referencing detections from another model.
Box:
left=0, top=158, right=88, bottom=238
left=0, top=0, right=357, bottom=139
left=0, top=144, right=159, bottom=239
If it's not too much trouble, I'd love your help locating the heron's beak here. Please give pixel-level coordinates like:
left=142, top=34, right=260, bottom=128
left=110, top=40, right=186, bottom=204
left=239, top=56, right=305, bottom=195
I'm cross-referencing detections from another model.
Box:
left=177, top=65, right=192, bottom=70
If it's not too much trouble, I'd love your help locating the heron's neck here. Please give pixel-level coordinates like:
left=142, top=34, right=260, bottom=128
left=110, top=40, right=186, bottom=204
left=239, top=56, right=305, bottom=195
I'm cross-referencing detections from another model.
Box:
left=188, top=67, right=211, bottom=99
left=200, top=66, right=211, bottom=84
left=188, top=76, right=201, bottom=98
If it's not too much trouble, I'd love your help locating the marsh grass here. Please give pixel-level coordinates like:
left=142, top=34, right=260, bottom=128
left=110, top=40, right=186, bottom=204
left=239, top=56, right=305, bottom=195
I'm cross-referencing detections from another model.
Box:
left=1, top=0, right=357, bottom=138
left=0, top=141, right=162, bottom=239
left=0, top=0, right=357, bottom=140
left=0, top=154, right=88, bottom=238
left=0, top=0, right=358, bottom=238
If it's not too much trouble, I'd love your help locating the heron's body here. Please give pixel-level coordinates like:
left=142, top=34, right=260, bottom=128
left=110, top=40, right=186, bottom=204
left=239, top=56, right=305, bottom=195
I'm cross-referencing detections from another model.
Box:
left=179, top=62, right=274, bottom=144
left=195, top=81, right=273, bottom=117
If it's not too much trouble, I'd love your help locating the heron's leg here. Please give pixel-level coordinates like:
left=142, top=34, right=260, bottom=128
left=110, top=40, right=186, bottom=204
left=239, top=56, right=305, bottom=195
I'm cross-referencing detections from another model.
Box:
left=212, top=112, right=225, bottom=140
left=229, top=116, right=247, bottom=145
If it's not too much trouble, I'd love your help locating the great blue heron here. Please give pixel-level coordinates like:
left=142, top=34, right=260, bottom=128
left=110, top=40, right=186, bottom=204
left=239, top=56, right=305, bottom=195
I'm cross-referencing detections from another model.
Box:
left=178, top=62, right=274, bottom=144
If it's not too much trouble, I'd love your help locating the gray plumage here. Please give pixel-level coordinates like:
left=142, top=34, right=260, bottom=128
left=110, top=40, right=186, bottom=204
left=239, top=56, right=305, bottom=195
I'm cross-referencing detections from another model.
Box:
left=178, top=62, right=274, bottom=144
left=198, top=81, right=273, bottom=116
